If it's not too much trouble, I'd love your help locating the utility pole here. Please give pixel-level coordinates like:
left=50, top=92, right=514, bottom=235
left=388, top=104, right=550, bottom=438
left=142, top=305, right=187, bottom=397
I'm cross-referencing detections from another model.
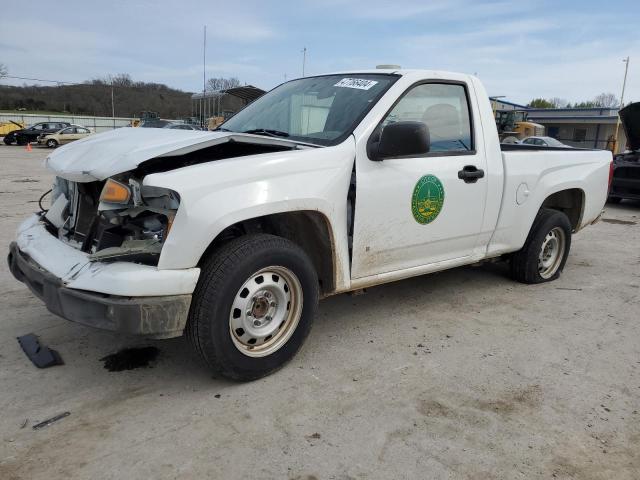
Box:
left=302, top=47, right=307, bottom=77
left=110, top=78, right=115, bottom=129
left=491, top=95, right=505, bottom=116
left=203, top=25, right=207, bottom=128
left=613, top=56, right=630, bottom=154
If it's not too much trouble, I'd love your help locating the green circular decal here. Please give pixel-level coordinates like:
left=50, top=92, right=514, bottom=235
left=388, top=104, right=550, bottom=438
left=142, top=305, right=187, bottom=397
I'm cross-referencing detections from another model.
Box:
left=411, top=175, right=445, bottom=224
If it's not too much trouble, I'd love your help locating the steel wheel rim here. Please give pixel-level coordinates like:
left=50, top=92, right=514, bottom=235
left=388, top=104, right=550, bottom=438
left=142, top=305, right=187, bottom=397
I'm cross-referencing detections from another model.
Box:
left=229, top=266, right=303, bottom=357
left=538, top=227, right=566, bottom=279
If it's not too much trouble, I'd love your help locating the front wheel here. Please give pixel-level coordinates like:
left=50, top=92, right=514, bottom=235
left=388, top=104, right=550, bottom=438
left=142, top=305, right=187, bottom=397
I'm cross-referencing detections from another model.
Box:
left=3, top=137, right=14, bottom=145
left=187, top=234, right=319, bottom=381
left=510, top=208, right=572, bottom=284
left=46, top=139, right=58, bottom=148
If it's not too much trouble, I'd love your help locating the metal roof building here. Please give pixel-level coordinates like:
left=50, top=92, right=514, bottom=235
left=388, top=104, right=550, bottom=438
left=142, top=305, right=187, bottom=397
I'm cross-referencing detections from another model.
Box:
left=191, top=86, right=265, bottom=128
left=525, top=107, right=627, bottom=151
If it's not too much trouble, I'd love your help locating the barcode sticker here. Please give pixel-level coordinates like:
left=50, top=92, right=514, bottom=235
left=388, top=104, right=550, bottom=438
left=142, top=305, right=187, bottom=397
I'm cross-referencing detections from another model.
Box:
left=334, top=78, right=379, bottom=90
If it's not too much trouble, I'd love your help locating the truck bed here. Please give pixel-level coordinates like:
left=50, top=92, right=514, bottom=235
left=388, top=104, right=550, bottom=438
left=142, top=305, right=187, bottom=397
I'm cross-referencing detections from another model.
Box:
left=500, top=144, right=597, bottom=152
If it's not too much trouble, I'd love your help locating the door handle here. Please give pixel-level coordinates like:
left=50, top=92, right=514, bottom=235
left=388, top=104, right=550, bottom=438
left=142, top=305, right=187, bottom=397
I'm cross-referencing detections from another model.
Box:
left=458, top=165, right=485, bottom=183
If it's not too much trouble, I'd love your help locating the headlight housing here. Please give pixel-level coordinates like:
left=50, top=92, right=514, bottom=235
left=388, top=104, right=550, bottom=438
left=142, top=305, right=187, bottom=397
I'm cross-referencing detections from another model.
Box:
left=100, top=178, right=131, bottom=204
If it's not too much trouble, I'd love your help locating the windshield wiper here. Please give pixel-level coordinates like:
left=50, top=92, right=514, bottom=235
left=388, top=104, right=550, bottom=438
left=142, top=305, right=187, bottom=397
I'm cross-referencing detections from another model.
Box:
left=214, top=127, right=232, bottom=132
left=242, top=128, right=290, bottom=138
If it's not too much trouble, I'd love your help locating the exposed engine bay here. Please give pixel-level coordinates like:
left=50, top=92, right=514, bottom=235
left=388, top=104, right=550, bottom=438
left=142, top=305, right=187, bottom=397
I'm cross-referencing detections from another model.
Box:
left=40, top=137, right=300, bottom=265
left=43, top=176, right=179, bottom=265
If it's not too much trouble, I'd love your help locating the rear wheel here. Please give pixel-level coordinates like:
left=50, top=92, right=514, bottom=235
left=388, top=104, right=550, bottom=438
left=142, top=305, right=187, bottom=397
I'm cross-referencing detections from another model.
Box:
left=510, top=208, right=572, bottom=284
left=187, top=234, right=319, bottom=381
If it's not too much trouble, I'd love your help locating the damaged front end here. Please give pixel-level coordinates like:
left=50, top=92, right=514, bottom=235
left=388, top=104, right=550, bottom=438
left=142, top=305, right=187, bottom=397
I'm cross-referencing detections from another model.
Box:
left=45, top=175, right=179, bottom=265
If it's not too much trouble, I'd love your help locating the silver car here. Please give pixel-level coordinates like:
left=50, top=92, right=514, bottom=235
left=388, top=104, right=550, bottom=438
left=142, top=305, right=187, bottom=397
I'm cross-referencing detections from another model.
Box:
left=522, top=136, right=569, bottom=147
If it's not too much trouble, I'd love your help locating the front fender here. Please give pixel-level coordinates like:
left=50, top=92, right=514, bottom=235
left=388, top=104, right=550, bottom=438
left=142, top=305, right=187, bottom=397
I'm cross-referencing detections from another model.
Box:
left=143, top=138, right=355, bottom=289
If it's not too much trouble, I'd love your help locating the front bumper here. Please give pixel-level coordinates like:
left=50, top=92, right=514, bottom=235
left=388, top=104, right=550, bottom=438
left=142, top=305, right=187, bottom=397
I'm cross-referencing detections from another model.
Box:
left=8, top=242, right=191, bottom=338
left=8, top=215, right=201, bottom=338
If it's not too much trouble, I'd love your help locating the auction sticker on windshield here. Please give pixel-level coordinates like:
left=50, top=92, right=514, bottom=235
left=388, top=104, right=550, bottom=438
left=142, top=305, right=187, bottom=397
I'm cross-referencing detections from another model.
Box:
left=334, top=78, right=379, bottom=90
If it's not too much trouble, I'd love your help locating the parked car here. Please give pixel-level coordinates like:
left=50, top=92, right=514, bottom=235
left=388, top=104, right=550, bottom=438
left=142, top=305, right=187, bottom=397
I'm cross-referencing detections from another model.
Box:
left=8, top=69, right=611, bottom=380
left=608, top=102, right=640, bottom=203
left=163, top=123, right=203, bottom=131
left=521, top=136, right=569, bottom=147
left=37, top=125, right=93, bottom=148
left=139, top=119, right=172, bottom=128
left=3, top=121, right=71, bottom=145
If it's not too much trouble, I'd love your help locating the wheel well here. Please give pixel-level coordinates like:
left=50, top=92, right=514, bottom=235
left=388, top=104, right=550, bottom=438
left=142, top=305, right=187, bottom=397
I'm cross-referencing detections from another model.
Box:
left=200, top=211, right=336, bottom=295
left=541, top=188, right=584, bottom=231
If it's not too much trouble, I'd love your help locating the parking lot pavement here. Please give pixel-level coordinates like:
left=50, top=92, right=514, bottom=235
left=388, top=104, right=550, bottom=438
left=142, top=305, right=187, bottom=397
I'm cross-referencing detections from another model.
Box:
left=0, top=144, right=639, bottom=480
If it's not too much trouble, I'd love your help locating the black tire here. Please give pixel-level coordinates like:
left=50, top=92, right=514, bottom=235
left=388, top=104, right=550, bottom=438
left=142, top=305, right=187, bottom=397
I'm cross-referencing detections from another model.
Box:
left=510, top=208, right=572, bottom=284
left=607, top=196, right=621, bottom=204
left=16, top=136, right=27, bottom=146
left=3, top=137, right=14, bottom=145
left=46, top=139, right=58, bottom=148
left=187, top=234, right=319, bottom=381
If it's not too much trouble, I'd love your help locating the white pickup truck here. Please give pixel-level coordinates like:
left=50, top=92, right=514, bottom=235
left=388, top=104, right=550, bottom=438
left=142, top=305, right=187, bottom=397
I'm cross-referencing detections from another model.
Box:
left=9, top=69, right=612, bottom=380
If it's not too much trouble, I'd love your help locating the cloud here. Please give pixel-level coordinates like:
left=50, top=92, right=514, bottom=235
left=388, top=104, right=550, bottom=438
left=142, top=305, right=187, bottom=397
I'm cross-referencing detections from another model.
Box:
left=0, top=0, right=638, bottom=104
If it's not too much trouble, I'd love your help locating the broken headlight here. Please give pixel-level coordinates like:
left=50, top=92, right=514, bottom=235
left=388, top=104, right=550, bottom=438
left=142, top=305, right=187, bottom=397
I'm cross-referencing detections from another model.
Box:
left=91, top=177, right=180, bottom=263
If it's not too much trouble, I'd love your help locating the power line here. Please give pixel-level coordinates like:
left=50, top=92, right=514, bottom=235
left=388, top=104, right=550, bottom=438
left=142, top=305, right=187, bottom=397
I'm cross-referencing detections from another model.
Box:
left=1, top=75, right=79, bottom=85
left=0, top=74, right=194, bottom=97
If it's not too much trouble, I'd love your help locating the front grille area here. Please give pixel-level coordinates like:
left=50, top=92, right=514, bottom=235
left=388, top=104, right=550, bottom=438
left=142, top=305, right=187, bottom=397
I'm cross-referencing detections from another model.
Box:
left=53, top=178, right=104, bottom=251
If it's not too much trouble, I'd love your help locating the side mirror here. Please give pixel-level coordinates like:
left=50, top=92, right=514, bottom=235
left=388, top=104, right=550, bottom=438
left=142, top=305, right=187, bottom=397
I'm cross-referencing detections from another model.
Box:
left=368, top=121, right=430, bottom=161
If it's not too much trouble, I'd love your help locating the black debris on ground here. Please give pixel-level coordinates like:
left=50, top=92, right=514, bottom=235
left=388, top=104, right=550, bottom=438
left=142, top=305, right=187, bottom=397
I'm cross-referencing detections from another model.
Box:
left=100, top=346, right=160, bottom=372
left=32, top=412, right=70, bottom=430
left=17, top=333, right=64, bottom=368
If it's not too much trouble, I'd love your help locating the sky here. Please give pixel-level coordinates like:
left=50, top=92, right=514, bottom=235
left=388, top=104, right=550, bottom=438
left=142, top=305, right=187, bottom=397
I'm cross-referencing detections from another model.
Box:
left=1, top=0, right=638, bottom=105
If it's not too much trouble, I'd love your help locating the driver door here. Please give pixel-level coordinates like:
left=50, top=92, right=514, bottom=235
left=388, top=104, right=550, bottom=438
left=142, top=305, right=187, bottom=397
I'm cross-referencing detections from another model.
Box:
left=351, top=81, right=488, bottom=279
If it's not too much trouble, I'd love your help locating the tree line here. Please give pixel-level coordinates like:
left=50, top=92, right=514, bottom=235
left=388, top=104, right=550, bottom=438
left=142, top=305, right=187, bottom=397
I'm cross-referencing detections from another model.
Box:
left=0, top=70, right=245, bottom=119
left=528, top=92, right=620, bottom=109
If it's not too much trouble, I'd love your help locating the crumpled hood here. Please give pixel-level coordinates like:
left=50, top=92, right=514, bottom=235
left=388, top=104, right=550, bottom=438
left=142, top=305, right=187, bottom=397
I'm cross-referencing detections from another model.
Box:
left=44, top=127, right=301, bottom=182
left=619, top=102, right=640, bottom=152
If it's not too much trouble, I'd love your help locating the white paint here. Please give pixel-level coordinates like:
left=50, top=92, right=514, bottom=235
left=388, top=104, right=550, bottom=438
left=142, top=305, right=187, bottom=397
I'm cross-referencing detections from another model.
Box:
left=15, top=215, right=200, bottom=296
left=44, top=128, right=302, bottom=182
left=516, top=183, right=530, bottom=205
left=16, top=69, right=611, bottom=300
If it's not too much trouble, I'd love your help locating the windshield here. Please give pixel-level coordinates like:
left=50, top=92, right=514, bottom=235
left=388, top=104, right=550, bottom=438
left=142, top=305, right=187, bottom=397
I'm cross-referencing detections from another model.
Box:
left=220, top=74, right=399, bottom=146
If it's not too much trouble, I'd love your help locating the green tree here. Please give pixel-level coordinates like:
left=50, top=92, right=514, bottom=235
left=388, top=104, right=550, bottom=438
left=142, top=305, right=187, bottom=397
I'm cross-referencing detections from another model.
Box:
left=528, top=98, right=555, bottom=108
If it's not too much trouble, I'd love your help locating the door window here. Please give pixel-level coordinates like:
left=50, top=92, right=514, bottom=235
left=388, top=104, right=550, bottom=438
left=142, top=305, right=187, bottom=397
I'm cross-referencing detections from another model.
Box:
left=381, top=83, right=473, bottom=153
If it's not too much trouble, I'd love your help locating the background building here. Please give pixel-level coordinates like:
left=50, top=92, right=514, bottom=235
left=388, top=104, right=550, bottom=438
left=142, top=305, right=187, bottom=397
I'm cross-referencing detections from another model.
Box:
left=191, top=86, right=265, bottom=128
left=490, top=97, right=629, bottom=152
left=526, top=107, right=627, bottom=150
